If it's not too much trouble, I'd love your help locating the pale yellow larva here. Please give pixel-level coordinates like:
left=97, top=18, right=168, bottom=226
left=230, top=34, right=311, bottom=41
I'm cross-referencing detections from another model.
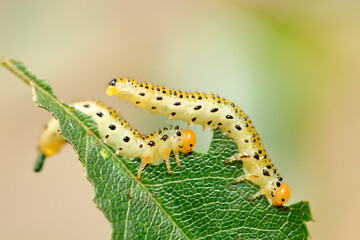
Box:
left=37, top=100, right=196, bottom=179
left=106, top=79, right=290, bottom=206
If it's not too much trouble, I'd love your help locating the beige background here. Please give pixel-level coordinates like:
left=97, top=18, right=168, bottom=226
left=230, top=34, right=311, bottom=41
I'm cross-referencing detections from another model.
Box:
left=1, top=0, right=359, bottom=239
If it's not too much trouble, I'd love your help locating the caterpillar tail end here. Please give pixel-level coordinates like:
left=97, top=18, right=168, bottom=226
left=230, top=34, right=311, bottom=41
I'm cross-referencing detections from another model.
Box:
left=34, top=153, right=46, bottom=172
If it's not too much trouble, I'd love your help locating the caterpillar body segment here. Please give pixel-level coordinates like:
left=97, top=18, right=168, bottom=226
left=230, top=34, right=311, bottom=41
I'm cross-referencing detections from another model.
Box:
left=37, top=100, right=196, bottom=179
left=38, top=117, right=66, bottom=157
left=36, top=117, right=65, bottom=172
left=106, top=78, right=291, bottom=206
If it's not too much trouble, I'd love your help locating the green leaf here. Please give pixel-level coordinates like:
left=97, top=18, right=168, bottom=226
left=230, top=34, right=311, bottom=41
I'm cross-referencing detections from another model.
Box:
left=1, top=56, right=312, bottom=240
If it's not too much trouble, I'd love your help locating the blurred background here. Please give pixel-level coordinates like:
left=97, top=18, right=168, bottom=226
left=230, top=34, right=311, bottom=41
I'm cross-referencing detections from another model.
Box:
left=0, top=0, right=359, bottom=239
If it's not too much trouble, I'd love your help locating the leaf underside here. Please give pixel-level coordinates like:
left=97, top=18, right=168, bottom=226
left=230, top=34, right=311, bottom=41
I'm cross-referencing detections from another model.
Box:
left=1, top=56, right=312, bottom=240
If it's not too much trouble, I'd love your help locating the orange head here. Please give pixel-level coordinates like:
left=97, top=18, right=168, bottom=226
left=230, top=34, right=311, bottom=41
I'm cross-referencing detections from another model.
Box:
left=180, top=129, right=196, bottom=154
left=271, top=183, right=291, bottom=206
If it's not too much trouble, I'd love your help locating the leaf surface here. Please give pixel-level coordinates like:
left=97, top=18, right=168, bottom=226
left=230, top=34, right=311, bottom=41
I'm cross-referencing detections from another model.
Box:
left=1, top=56, right=312, bottom=240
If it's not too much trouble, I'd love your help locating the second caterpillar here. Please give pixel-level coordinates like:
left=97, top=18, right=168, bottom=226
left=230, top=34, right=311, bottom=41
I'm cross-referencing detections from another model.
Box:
left=37, top=100, right=196, bottom=179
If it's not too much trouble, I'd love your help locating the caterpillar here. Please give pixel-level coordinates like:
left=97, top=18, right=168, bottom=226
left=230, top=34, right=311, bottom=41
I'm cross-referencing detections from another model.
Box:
left=106, top=78, right=291, bottom=206
left=37, top=100, right=196, bottom=179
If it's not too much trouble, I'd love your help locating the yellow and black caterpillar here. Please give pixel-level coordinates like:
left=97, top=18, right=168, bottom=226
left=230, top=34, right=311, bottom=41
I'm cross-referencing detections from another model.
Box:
left=37, top=100, right=196, bottom=179
left=106, top=78, right=291, bottom=206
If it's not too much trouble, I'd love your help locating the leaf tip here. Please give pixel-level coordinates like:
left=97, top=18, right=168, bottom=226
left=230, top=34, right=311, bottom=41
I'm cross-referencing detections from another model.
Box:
left=34, top=153, right=46, bottom=172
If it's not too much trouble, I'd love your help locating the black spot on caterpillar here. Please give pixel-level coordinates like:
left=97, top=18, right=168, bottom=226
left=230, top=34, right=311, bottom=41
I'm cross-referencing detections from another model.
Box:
left=106, top=78, right=291, bottom=206
left=37, top=100, right=196, bottom=179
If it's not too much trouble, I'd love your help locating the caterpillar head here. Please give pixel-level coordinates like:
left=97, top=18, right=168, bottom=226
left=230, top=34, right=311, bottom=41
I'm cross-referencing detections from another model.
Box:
left=180, top=129, right=196, bottom=154
left=271, top=183, right=291, bottom=206
left=107, top=78, right=136, bottom=97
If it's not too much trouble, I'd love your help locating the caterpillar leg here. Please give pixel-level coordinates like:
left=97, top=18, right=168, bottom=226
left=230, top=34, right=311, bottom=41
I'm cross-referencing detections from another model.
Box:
left=247, top=190, right=265, bottom=202
left=224, top=153, right=249, bottom=164
left=164, top=158, right=172, bottom=175
left=137, top=156, right=150, bottom=180
left=161, top=147, right=173, bottom=174
left=202, top=125, right=210, bottom=131
left=231, top=173, right=259, bottom=185
left=174, top=151, right=181, bottom=168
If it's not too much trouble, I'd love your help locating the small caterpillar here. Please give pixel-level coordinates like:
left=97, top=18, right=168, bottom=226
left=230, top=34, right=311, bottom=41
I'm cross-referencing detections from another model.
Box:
left=37, top=100, right=196, bottom=179
left=106, top=79, right=291, bottom=206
